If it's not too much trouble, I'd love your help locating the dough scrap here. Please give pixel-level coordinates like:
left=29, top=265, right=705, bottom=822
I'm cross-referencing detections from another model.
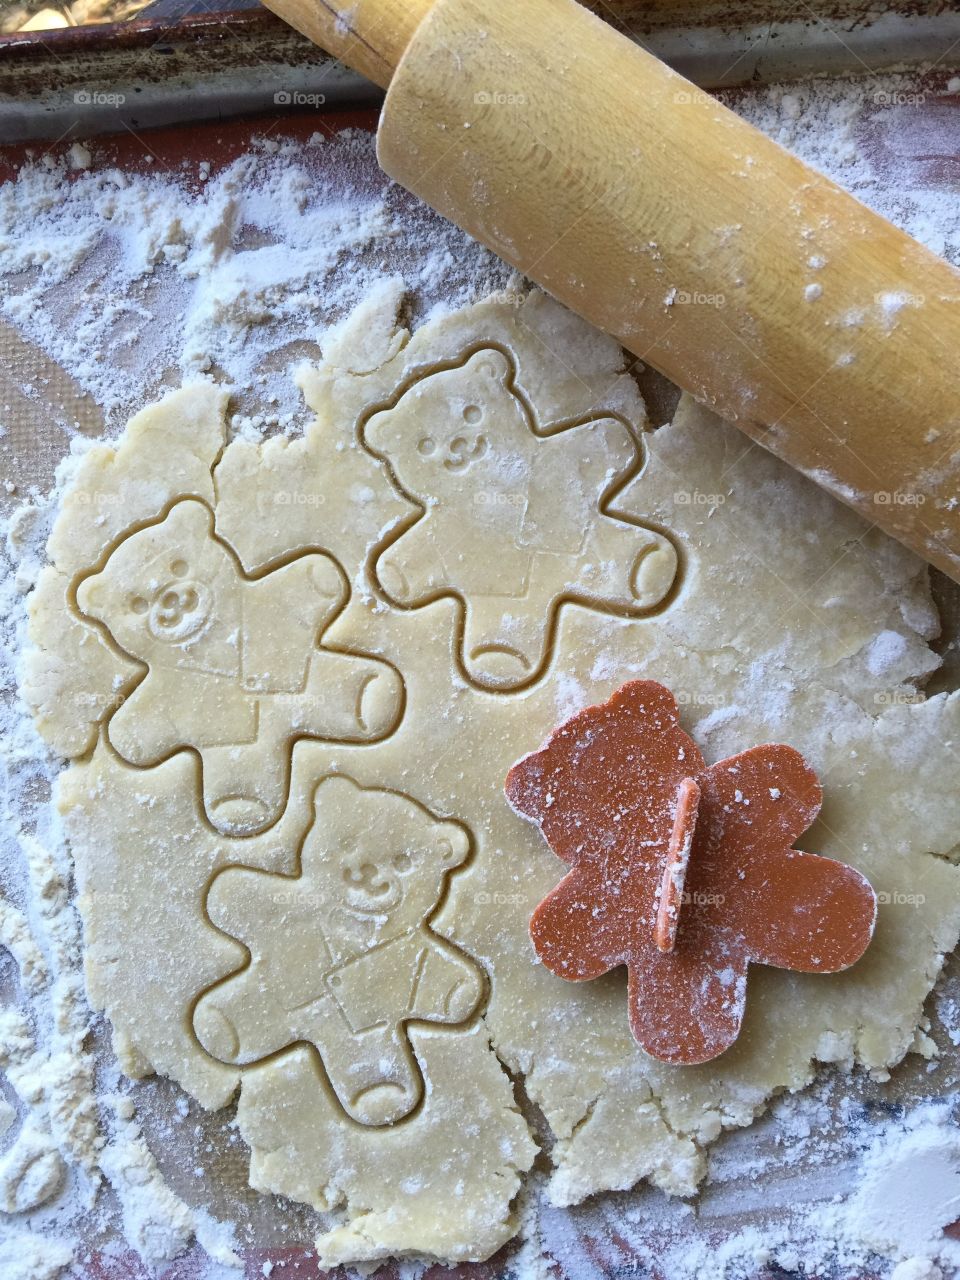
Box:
left=33, top=289, right=960, bottom=1265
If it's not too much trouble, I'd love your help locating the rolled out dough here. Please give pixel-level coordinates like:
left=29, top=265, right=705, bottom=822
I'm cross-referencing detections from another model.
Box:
left=26, top=289, right=960, bottom=1266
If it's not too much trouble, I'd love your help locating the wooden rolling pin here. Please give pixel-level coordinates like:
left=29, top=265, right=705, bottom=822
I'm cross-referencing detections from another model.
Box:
left=261, top=0, right=960, bottom=581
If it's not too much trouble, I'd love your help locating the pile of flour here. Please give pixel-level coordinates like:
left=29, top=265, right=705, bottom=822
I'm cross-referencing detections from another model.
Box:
left=0, top=129, right=515, bottom=437
left=1, top=69, right=960, bottom=1279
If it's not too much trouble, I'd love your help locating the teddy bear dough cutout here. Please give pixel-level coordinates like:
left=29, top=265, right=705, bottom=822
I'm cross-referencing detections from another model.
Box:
left=192, top=777, right=485, bottom=1126
left=76, top=500, right=404, bottom=837
left=363, top=348, right=680, bottom=691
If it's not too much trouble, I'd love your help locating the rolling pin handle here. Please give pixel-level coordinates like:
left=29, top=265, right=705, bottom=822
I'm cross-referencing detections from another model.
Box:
left=260, top=0, right=435, bottom=89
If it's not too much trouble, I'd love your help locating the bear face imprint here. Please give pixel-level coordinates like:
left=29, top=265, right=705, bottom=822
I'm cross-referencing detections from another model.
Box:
left=132, top=573, right=212, bottom=645
left=73, top=500, right=406, bottom=837
left=361, top=347, right=682, bottom=693
left=191, top=777, right=485, bottom=1127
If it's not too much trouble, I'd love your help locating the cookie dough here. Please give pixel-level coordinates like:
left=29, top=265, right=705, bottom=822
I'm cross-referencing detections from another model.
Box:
left=28, top=290, right=960, bottom=1266
left=193, top=776, right=485, bottom=1125
left=76, top=499, right=403, bottom=835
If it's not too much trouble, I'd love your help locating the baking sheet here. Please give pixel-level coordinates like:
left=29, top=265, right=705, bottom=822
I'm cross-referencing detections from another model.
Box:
left=2, top=42, right=960, bottom=1280
left=2, top=0, right=960, bottom=141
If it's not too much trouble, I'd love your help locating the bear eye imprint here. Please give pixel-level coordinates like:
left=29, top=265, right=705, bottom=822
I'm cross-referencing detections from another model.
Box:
left=417, top=436, right=436, bottom=456
left=462, top=404, right=483, bottom=425
left=342, top=862, right=390, bottom=894
left=170, top=560, right=188, bottom=577
left=130, top=595, right=149, bottom=615
left=392, top=852, right=412, bottom=872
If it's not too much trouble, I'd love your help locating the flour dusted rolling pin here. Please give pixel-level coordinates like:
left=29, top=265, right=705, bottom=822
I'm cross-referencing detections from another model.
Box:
left=262, top=0, right=960, bottom=581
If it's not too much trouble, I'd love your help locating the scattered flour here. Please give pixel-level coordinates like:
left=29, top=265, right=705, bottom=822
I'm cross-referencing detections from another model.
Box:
left=725, top=70, right=960, bottom=266
left=846, top=1119, right=960, bottom=1261
left=99, top=1098, right=196, bottom=1264
left=0, top=131, right=515, bottom=435
left=0, top=66, right=959, bottom=1280
left=866, top=628, right=911, bottom=677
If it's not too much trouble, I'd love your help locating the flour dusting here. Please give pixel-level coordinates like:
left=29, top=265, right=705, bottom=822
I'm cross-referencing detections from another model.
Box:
left=0, top=67, right=959, bottom=1280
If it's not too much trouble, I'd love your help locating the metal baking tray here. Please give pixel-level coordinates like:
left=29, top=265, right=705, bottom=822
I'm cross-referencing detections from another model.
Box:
left=2, top=0, right=959, bottom=140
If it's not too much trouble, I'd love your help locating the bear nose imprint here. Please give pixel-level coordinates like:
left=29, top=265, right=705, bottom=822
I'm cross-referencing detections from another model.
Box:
left=156, top=585, right=198, bottom=627
left=146, top=578, right=209, bottom=642
left=343, top=862, right=391, bottom=897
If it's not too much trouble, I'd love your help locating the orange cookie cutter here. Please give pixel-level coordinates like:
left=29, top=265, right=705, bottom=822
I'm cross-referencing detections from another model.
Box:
left=505, top=680, right=877, bottom=1065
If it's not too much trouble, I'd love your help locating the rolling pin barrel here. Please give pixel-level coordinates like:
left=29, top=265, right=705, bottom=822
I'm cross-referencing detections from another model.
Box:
left=262, top=0, right=960, bottom=583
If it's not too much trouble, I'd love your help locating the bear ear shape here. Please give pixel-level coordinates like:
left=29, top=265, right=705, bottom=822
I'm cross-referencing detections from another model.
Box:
left=167, top=497, right=215, bottom=538
left=312, top=774, right=362, bottom=816
left=361, top=406, right=391, bottom=457
left=470, top=349, right=511, bottom=383
left=437, top=821, right=470, bottom=869
left=76, top=572, right=105, bottom=620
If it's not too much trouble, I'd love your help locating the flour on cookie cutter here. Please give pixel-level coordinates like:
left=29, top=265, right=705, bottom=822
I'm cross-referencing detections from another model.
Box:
left=506, top=679, right=878, bottom=1065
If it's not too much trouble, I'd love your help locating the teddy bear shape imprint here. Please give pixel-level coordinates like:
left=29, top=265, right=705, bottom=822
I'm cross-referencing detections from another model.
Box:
left=76, top=500, right=404, bottom=837
left=192, top=776, right=485, bottom=1126
left=364, top=348, right=680, bottom=691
